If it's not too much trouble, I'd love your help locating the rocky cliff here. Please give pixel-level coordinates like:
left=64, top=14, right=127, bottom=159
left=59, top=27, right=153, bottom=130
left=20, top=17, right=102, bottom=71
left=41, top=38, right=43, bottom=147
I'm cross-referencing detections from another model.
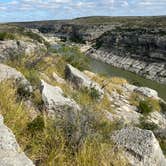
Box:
left=15, top=16, right=166, bottom=84
left=86, top=27, right=166, bottom=84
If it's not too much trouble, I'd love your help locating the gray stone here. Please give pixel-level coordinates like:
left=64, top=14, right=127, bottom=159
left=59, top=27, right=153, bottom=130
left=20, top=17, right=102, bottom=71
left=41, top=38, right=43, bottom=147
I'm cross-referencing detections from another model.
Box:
left=0, top=115, right=34, bottom=166
left=112, top=127, right=166, bottom=166
left=65, top=64, right=104, bottom=98
left=0, top=40, right=46, bottom=61
left=41, top=80, right=80, bottom=118
left=0, top=64, right=32, bottom=93
left=134, top=87, right=159, bottom=99
left=147, top=111, right=166, bottom=129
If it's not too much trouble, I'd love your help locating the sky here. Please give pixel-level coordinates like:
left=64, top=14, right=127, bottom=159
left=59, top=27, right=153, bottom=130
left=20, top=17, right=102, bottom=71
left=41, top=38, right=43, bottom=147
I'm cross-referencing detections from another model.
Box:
left=0, top=0, right=166, bottom=22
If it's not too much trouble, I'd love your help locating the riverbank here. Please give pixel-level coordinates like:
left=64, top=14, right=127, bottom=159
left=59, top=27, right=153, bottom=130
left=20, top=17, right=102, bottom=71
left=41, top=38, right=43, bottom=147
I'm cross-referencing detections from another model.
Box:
left=88, top=57, right=166, bottom=101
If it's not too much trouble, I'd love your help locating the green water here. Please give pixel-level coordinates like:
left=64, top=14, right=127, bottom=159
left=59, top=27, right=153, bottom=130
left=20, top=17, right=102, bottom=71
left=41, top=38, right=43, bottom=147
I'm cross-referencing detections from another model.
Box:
left=88, top=58, right=166, bottom=101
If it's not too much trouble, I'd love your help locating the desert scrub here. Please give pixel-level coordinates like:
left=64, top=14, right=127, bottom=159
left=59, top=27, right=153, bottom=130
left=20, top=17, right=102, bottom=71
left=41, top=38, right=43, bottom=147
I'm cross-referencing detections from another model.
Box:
left=129, top=93, right=161, bottom=112
left=138, top=100, right=153, bottom=115
left=0, top=81, right=128, bottom=166
left=75, top=137, right=128, bottom=166
left=0, top=81, right=31, bottom=138
left=94, top=94, right=112, bottom=112
left=84, top=72, right=126, bottom=95
left=57, top=45, right=89, bottom=71
left=138, top=116, right=158, bottom=131
left=31, top=89, right=44, bottom=110
left=0, top=32, right=15, bottom=40
left=89, top=86, right=101, bottom=101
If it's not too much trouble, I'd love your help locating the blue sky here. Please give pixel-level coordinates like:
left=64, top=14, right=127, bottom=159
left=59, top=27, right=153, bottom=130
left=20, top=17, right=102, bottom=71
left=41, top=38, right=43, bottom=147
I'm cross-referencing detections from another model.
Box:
left=0, top=0, right=166, bottom=22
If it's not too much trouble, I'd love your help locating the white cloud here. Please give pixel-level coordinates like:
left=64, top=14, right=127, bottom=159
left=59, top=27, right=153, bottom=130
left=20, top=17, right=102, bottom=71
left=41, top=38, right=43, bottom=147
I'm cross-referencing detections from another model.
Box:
left=0, top=0, right=165, bottom=22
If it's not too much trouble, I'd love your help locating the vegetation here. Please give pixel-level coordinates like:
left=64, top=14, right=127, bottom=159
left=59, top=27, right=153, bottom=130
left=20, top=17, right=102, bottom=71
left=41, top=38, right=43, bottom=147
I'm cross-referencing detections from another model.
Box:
left=57, top=45, right=89, bottom=71
left=139, top=116, right=158, bottom=131
left=0, top=81, right=128, bottom=166
left=138, top=100, right=153, bottom=115
left=0, top=32, right=15, bottom=40
left=129, top=92, right=161, bottom=113
left=159, top=139, right=166, bottom=156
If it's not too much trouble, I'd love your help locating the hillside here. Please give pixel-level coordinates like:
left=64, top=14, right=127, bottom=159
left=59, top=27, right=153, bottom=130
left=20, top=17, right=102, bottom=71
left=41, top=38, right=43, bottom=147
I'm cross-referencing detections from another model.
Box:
left=0, top=19, right=166, bottom=166
left=11, top=16, right=166, bottom=84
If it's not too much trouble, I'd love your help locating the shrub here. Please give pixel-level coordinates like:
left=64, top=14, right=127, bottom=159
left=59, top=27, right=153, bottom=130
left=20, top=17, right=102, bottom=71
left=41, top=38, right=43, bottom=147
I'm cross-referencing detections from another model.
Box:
left=0, top=32, right=15, bottom=40
left=32, top=89, right=44, bottom=110
left=24, top=69, right=40, bottom=87
left=138, top=100, right=153, bottom=115
left=27, top=116, right=45, bottom=133
left=139, top=117, right=158, bottom=131
left=57, top=45, right=89, bottom=71
left=75, top=137, right=128, bottom=166
left=89, top=86, right=100, bottom=101
left=17, top=83, right=31, bottom=98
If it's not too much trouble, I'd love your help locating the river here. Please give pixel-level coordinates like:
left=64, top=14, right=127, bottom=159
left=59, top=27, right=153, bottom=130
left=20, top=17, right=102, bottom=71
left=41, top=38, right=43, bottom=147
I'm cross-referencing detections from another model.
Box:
left=88, top=57, right=166, bottom=101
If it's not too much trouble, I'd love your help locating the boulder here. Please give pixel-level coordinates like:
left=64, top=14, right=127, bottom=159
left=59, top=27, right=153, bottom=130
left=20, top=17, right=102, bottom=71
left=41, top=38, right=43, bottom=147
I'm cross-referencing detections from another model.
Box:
left=0, top=115, right=34, bottom=166
left=41, top=80, right=80, bottom=118
left=112, top=127, right=166, bottom=166
left=147, top=111, right=166, bottom=129
left=0, top=40, right=46, bottom=61
left=65, top=64, right=104, bottom=98
left=0, top=64, right=32, bottom=93
left=134, top=87, right=159, bottom=99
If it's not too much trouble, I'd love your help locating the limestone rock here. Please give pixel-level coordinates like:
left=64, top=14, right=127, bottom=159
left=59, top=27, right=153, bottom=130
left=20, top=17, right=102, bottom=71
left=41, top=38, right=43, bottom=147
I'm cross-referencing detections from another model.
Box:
left=0, top=40, right=46, bottom=61
left=65, top=64, right=104, bottom=98
left=41, top=80, right=80, bottom=118
left=112, top=127, right=166, bottom=166
left=0, top=64, right=32, bottom=93
left=147, top=111, right=166, bottom=129
left=0, top=115, right=34, bottom=166
left=134, top=87, right=159, bottom=99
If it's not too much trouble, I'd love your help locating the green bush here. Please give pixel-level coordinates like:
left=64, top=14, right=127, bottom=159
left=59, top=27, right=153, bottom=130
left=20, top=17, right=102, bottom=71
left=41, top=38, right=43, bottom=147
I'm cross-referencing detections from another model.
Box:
left=17, top=83, right=31, bottom=98
left=0, top=32, right=15, bottom=40
left=24, top=69, right=40, bottom=87
left=90, top=86, right=100, bottom=101
left=27, top=116, right=45, bottom=133
left=139, top=117, right=158, bottom=131
left=58, top=45, right=89, bottom=71
left=138, top=100, right=153, bottom=115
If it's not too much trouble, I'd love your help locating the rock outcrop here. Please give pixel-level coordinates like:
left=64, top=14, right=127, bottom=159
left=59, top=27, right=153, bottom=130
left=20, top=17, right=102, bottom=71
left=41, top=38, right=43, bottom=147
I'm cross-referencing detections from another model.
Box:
left=123, top=84, right=159, bottom=99
left=41, top=80, right=80, bottom=118
left=87, top=27, right=166, bottom=84
left=0, top=63, right=32, bottom=93
left=0, top=115, right=34, bottom=166
left=65, top=64, right=104, bottom=98
left=112, top=127, right=166, bottom=166
left=0, top=40, right=46, bottom=61
left=16, top=17, right=166, bottom=84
